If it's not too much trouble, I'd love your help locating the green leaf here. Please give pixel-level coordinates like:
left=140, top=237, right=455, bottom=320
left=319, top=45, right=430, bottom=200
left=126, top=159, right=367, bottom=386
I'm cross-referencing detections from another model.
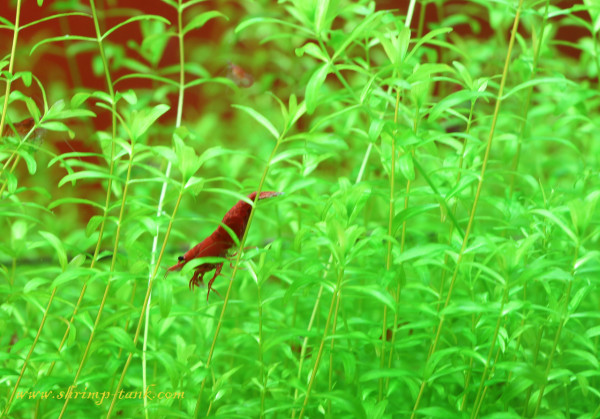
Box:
left=11, top=220, right=27, bottom=244
left=69, top=254, right=86, bottom=267
left=502, top=77, right=576, bottom=100
left=6, top=172, right=18, bottom=193
left=0, top=16, right=14, bottom=30
left=232, top=104, right=279, bottom=140
left=315, top=0, right=331, bottom=35
left=184, top=176, right=205, bottom=194
left=453, top=60, right=473, bottom=89
left=197, top=146, right=229, bottom=167
left=331, top=11, right=386, bottom=61
left=235, top=17, right=311, bottom=36
left=71, top=92, right=91, bottom=108
left=24, top=278, right=51, bottom=293
left=183, top=11, right=228, bottom=35
left=20, top=12, right=92, bottom=31
left=52, top=268, right=89, bottom=288
left=564, top=349, right=599, bottom=368
left=405, top=27, right=453, bottom=62
left=67, top=322, right=77, bottom=348
left=39, top=231, right=68, bottom=271
left=40, top=121, right=74, bottom=139
left=48, top=197, right=106, bottom=211
left=345, top=285, right=396, bottom=313
left=290, top=100, right=306, bottom=128
left=360, top=368, right=413, bottom=382
left=116, top=73, right=178, bottom=87
left=428, top=89, right=482, bottom=122
left=396, top=243, right=449, bottom=264
left=158, top=279, right=173, bottom=318
left=417, top=407, right=459, bottom=418
left=16, top=71, right=32, bottom=87
left=531, top=209, right=578, bottom=244
left=130, top=104, right=170, bottom=141
left=174, top=135, right=201, bottom=181
left=305, top=63, right=329, bottom=114
left=161, top=0, right=178, bottom=8
left=91, top=91, right=113, bottom=105
left=398, top=151, right=415, bottom=181
left=180, top=0, right=210, bottom=10
left=379, top=27, right=411, bottom=65
left=569, top=286, right=589, bottom=314
left=86, top=215, right=105, bottom=237
left=58, top=170, right=117, bottom=188
left=30, top=35, right=95, bottom=55
left=25, top=97, right=41, bottom=122
left=121, top=89, right=137, bottom=105
left=295, top=42, right=328, bottom=62
left=102, top=15, right=171, bottom=40
left=105, top=327, right=137, bottom=353
left=17, top=150, right=37, bottom=175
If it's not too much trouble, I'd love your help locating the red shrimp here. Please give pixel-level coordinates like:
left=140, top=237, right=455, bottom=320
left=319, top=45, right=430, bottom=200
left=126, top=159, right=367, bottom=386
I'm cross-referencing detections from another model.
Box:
left=226, top=62, right=254, bottom=88
left=166, top=191, right=282, bottom=300
left=3, top=117, right=46, bottom=144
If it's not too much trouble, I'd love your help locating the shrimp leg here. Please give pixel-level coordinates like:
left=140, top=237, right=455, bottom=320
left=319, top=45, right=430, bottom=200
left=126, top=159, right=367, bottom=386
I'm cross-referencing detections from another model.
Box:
left=189, top=269, right=206, bottom=291
left=206, top=263, right=224, bottom=301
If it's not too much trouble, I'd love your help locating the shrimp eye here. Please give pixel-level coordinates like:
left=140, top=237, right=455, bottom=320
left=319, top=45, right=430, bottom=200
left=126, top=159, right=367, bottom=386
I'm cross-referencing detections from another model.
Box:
left=178, top=256, right=185, bottom=262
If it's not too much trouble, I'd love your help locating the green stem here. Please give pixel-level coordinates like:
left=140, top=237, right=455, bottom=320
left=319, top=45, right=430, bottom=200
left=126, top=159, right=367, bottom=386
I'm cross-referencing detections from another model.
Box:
left=5, top=0, right=120, bottom=413
left=291, top=275, right=327, bottom=418
left=379, top=85, right=400, bottom=400
left=258, top=283, right=266, bottom=419
left=471, top=285, right=509, bottom=418
left=195, top=134, right=283, bottom=417
left=106, top=188, right=185, bottom=418
left=142, top=1, right=185, bottom=416
left=436, top=101, right=474, bottom=313
left=533, top=245, right=579, bottom=416
left=380, top=0, right=417, bottom=397
left=411, top=1, right=524, bottom=416
left=508, top=0, right=550, bottom=197
left=298, top=266, right=345, bottom=419
left=0, top=155, right=20, bottom=198
left=327, top=290, right=342, bottom=417
left=2, top=289, right=56, bottom=417
left=59, top=140, right=135, bottom=418
left=432, top=103, right=476, bottom=399
left=460, top=314, right=476, bottom=411
left=0, top=0, right=21, bottom=142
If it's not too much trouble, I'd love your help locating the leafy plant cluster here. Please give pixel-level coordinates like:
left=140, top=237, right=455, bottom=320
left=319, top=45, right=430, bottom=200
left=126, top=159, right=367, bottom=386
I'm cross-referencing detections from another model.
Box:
left=1, top=0, right=599, bottom=418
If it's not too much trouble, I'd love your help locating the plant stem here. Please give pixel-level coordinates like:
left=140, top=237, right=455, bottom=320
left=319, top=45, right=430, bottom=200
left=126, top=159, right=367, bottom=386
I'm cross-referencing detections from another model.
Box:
left=0, top=0, right=21, bottom=142
left=508, top=0, right=550, bottom=197
left=533, top=245, right=579, bottom=416
left=471, top=284, right=509, bottom=418
left=106, top=187, right=184, bottom=417
left=379, top=0, right=416, bottom=397
left=141, top=0, right=185, bottom=415
left=257, top=281, right=266, bottom=418
left=59, top=140, right=135, bottom=418
left=292, top=272, right=327, bottom=418
left=327, top=290, right=341, bottom=417
left=298, top=266, right=345, bottom=419
left=6, top=0, right=120, bottom=414
left=411, top=1, right=524, bottom=415
left=195, top=133, right=282, bottom=417
left=2, top=289, right=56, bottom=417
left=436, top=101, right=474, bottom=313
